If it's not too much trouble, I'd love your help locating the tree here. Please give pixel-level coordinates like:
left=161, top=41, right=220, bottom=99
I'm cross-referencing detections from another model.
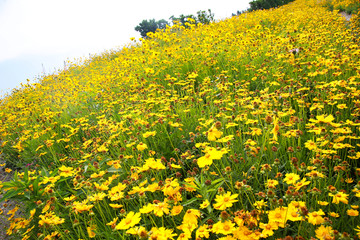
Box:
left=135, top=19, right=169, bottom=38
left=170, top=9, right=214, bottom=27
left=248, top=0, right=295, bottom=11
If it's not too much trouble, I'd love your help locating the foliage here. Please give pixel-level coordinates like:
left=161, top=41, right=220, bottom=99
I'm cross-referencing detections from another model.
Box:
left=323, top=0, right=360, bottom=14
left=248, top=0, right=295, bottom=11
left=135, top=19, right=169, bottom=38
left=170, top=9, right=214, bottom=27
left=1, top=0, right=360, bottom=239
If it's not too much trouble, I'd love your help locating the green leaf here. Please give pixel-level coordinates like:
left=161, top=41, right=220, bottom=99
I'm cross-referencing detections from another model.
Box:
left=0, top=189, right=24, bottom=202
left=23, top=167, right=29, bottom=183
left=32, top=176, right=41, bottom=196
left=107, top=167, right=123, bottom=173
left=182, top=197, right=198, bottom=207
left=24, top=190, right=31, bottom=200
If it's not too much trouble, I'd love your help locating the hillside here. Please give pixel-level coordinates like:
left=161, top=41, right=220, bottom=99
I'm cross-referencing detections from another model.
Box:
left=1, top=0, right=360, bottom=239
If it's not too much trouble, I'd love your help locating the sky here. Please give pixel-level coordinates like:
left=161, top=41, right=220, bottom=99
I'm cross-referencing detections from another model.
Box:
left=0, top=0, right=250, bottom=95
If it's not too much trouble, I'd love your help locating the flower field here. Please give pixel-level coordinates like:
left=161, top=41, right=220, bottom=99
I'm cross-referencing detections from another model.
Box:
left=1, top=0, right=360, bottom=239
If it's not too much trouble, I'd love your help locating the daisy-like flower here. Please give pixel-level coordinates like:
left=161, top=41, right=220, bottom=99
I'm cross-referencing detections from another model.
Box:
left=268, top=207, right=287, bottom=228
left=283, top=173, right=300, bottom=185
left=315, top=225, right=334, bottom=240
left=260, top=222, right=278, bottom=237
left=197, top=147, right=224, bottom=168
left=136, top=142, right=147, bottom=151
left=307, top=209, right=325, bottom=225
left=115, top=211, right=141, bottom=230
left=329, top=191, right=349, bottom=204
left=207, top=125, right=223, bottom=141
left=213, top=191, right=238, bottom=210
left=212, top=220, right=235, bottom=235
left=347, top=209, right=359, bottom=216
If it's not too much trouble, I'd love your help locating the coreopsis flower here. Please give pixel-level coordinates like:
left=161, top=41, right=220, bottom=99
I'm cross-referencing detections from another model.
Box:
left=347, top=209, right=359, bottom=216
left=139, top=203, right=154, bottom=214
left=207, top=125, right=223, bottom=141
left=307, top=209, right=325, bottom=225
left=259, top=222, right=278, bottom=237
left=317, top=201, right=329, bottom=206
left=286, top=203, right=303, bottom=222
left=309, top=114, right=335, bottom=124
left=171, top=205, right=183, bottom=216
left=212, top=220, right=235, bottom=235
left=87, top=225, right=96, bottom=238
left=183, top=209, right=201, bottom=226
left=153, top=200, right=170, bottom=217
left=265, top=179, right=279, bottom=188
left=72, top=201, right=94, bottom=213
left=254, top=200, right=267, bottom=209
left=329, top=191, right=349, bottom=204
left=136, top=142, right=147, bottom=151
left=126, top=226, right=148, bottom=239
left=213, top=191, right=238, bottom=210
left=142, top=131, right=156, bottom=138
left=58, top=165, right=75, bottom=177
left=268, top=207, right=287, bottom=228
left=197, top=147, right=224, bottom=168
left=200, top=199, right=210, bottom=209
left=294, top=178, right=310, bottom=191
left=284, top=173, right=300, bottom=185
left=38, top=212, right=65, bottom=226
left=305, top=140, right=317, bottom=151
left=196, top=224, right=210, bottom=239
left=355, top=225, right=360, bottom=238
left=329, top=212, right=340, bottom=218
left=271, top=116, right=280, bottom=141
left=88, top=192, right=107, bottom=202
left=150, top=227, right=177, bottom=240
left=115, top=211, right=141, bottom=230
left=315, top=225, right=334, bottom=240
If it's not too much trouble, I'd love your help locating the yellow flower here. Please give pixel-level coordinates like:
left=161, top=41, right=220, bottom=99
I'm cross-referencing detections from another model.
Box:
left=87, top=225, right=96, bottom=238
left=212, top=220, right=235, bottom=235
left=284, top=173, right=300, bottom=185
left=271, top=117, right=280, bottom=141
left=347, top=209, right=359, bottom=216
left=183, top=209, right=200, bottom=225
left=197, top=147, right=224, bottom=168
left=136, top=142, right=147, bottom=151
left=115, top=211, right=141, bottom=230
left=153, top=200, right=170, bottom=217
left=307, top=209, right=325, bottom=225
left=329, top=191, right=349, bottom=204
left=260, top=222, right=278, bottom=237
left=207, top=125, right=223, bottom=141
left=171, top=205, right=183, bottom=216
left=317, top=201, right=329, bottom=206
left=38, top=212, right=65, bottom=226
left=268, top=207, right=287, bottom=228
left=265, top=179, right=278, bottom=188
left=315, top=225, right=334, bottom=240
left=58, top=165, right=74, bottom=177
left=213, top=191, right=238, bottom=210
left=254, top=200, right=267, bottom=209
left=196, top=224, right=210, bottom=239
left=200, top=199, right=210, bottom=209
left=329, top=212, right=339, bottom=218
left=142, top=131, right=156, bottom=138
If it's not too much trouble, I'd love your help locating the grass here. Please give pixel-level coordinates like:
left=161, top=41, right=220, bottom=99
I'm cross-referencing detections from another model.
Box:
left=0, top=0, right=360, bottom=239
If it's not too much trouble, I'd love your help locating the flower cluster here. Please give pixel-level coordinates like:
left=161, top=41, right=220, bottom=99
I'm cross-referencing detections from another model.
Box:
left=0, top=0, right=360, bottom=239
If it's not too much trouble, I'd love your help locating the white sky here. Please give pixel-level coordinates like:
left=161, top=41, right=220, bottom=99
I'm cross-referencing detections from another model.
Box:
left=0, top=0, right=250, bottom=94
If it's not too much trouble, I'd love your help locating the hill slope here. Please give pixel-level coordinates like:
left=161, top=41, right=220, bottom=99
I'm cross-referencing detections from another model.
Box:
left=1, top=0, right=360, bottom=239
